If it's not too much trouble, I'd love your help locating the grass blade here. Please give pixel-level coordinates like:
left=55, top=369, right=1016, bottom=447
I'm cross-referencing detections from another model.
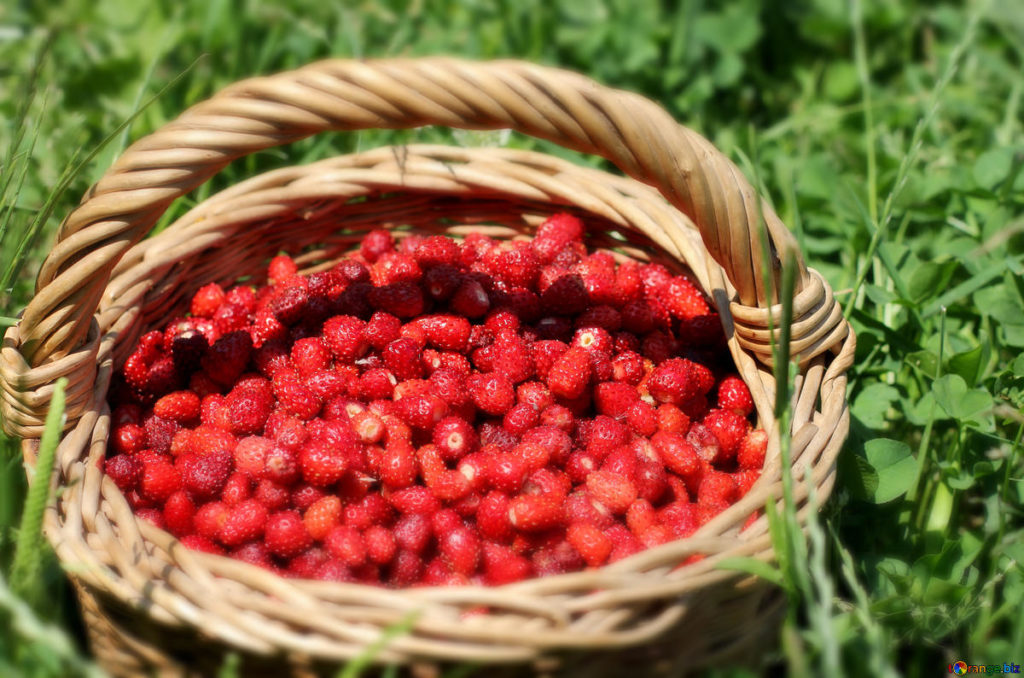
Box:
left=10, top=377, right=66, bottom=606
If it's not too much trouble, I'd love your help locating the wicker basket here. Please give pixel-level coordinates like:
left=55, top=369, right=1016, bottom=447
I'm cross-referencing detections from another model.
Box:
left=0, top=58, right=854, bottom=677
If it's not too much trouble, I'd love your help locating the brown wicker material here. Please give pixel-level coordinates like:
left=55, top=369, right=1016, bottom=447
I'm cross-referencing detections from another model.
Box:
left=0, top=58, right=854, bottom=676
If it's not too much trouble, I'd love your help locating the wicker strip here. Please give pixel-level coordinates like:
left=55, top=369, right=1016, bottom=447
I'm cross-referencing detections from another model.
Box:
left=0, top=58, right=854, bottom=676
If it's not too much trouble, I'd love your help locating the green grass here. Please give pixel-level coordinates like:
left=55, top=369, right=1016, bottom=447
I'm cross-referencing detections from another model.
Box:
left=2, top=0, right=1023, bottom=676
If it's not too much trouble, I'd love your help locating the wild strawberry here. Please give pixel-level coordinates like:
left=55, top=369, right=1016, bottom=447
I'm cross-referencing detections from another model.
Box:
left=491, top=332, right=535, bottom=384
left=194, top=501, right=230, bottom=541
left=272, top=371, right=321, bottom=420
left=111, top=423, right=146, bottom=457
left=369, top=282, right=424, bottom=318
left=483, top=454, right=528, bottom=494
left=431, top=416, right=477, bottom=461
left=481, top=542, right=532, bottom=585
left=268, top=283, right=309, bottom=326
left=475, top=491, right=513, bottom=541
left=179, top=449, right=233, bottom=500
left=499, top=403, right=536, bottom=437
left=218, top=498, right=269, bottom=546
left=201, top=331, right=252, bottom=387
left=220, top=471, right=251, bottom=505
left=359, top=229, right=393, bottom=262
left=718, top=375, right=754, bottom=416
left=105, top=454, right=141, bottom=492
left=546, top=346, right=591, bottom=399
left=288, top=547, right=329, bottom=579
left=371, top=251, right=421, bottom=287
left=567, top=523, right=613, bottom=567
left=586, top=470, right=637, bottom=514
left=702, top=408, right=751, bottom=463
left=264, top=511, right=313, bottom=558
left=268, top=254, right=299, bottom=282
left=187, top=425, right=236, bottom=458
left=733, top=469, right=760, bottom=495
left=325, top=525, right=368, bottom=567
left=180, top=535, right=224, bottom=555
left=466, top=373, right=516, bottom=415
left=594, top=382, right=638, bottom=419
left=418, top=314, right=471, bottom=352
left=387, top=486, right=441, bottom=515
left=139, top=459, right=181, bottom=503
left=439, top=526, right=480, bottom=577
left=163, top=490, right=195, bottom=537
left=153, top=391, right=201, bottom=425
left=509, top=493, right=563, bottom=532
left=606, top=524, right=643, bottom=562
left=737, top=429, right=768, bottom=471
left=626, top=400, right=659, bottom=437
left=533, top=213, right=584, bottom=264
left=262, top=445, right=301, bottom=486
left=665, top=276, right=710, bottom=320
left=224, top=386, right=273, bottom=436
left=651, top=430, right=703, bottom=480
left=626, top=498, right=657, bottom=536
left=647, top=358, right=698, bottom=405
left=392, top=514, right=432, bottom=554
left=321, top=315, right=368, bottom=363
left=449, top=279, right=490, bottom=318
left=190, top=282, right=226, bottom=319
left=539, top=274, right=589, bottom=316
left=364, top=525, right=397, bottom=565
left=698, top=470, right=738, bottom=505
left=299, top=440, right=349, bottom=487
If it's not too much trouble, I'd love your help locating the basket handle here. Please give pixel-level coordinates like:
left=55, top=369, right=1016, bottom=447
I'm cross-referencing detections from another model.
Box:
left=19, top=57, right=811, bottom=368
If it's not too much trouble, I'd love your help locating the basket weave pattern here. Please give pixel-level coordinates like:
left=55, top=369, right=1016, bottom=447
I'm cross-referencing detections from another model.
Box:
left=0, top=59, right=854, bottom=676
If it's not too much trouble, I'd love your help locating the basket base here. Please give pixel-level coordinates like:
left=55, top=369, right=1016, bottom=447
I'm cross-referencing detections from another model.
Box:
left=75, top=576, right=783, bottom=678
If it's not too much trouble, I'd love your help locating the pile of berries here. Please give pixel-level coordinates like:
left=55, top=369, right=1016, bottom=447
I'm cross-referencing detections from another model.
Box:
left=104, top=214, right=768, bottom=586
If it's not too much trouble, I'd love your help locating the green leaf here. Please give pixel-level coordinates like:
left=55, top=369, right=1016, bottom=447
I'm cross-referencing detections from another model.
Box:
left=932, top=374, right=995, bottom=430
left=906, top=260, right=958, bottom=305
left=947, top=344, right=984, bottom=386
left=863, top=438, right=916, bottom=503
left=852, top=383, right=900, bottom=429
left=905, top=350, right=939, bottom=378
left=973, top=147, right=1014, bottom=190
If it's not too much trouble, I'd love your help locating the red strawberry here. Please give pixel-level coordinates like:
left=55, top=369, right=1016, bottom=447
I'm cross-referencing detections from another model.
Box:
left=419, top=314, right=471, bottom=352
left=368, top=282, right=424, bottom=318
left=139, top=459, right=181, bottom=503
left=359, top=229, right=393, bottom=263
left=439, top=526, right=480, bottom=577
left=200, top=331, right=252, bottom=387
left=567, top=523, right=613, bottom=567
left=665, top=276, right=710, bottom=320
left=163, top=490, right=195, bottom=537
left=532, top=213, right=584, bottom=264
left=508, top=493, right=563, bottom=531
left=647, top=358, right=697, bottom=405
left=325, top=525, right=368, bottom=567
left=546, top=346, right=591, bottom=399
left=481, top=541, right=532, bottom=584
left=718, top=375, right=755, bottom=416
left=364, top=525, right=398, bottom=565
left=190, top=283, right=226, bottom=319
left=105, top=454, right=141, bottom=492
left=702, top=408, right=751, bottom=463
left=218, top=498, right=269, bottom=546
left=268, top=255, right=299, bottom=282
left=594, top=381, right=638, bottom=419
left=322, top=315, right=368, bottom=363
left=264, top=511, right=313, bottom=558
left=152, top=391, right=200, bottom=424
left=586, top=469, right=637, bottom=514
left=737, top=429, right=769, bottom=471
left=466, top=373, right=516, bottom=415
